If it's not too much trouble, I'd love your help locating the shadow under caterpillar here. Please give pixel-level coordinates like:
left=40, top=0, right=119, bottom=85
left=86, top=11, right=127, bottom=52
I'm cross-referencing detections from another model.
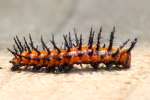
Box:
left=8, top=27, right=137, bottom=73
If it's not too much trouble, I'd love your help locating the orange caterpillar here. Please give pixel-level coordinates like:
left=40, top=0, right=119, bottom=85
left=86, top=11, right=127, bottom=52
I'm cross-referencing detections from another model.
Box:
left=8, top=27, right=137, bottom=73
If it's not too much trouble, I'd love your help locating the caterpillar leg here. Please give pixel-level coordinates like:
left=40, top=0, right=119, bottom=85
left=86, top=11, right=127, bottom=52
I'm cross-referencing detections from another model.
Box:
left=106, top=63, right=114, bottom=70
left=45, top=67, right=51, bottom=73
left=11, top=64, right=21, bottom=71
left=31, top=66, right=41, bottom=72
left=91, top=63, right=99, bottom=70
left=63, top=65, right=73, bottom=73
left=53, top=67, right=62, bottom=74
left=56, top=65, right=73, bottom=73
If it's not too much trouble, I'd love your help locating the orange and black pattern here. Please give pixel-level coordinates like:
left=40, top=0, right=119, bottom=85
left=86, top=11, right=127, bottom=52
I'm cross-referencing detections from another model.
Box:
left=8, top=27, right=137, bottom=73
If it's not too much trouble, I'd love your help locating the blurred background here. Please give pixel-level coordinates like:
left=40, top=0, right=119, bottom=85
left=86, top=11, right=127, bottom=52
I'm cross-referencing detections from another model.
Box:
left=0, top=1, right=150, bottom=100
left=0, top=0, right=149, bottom=50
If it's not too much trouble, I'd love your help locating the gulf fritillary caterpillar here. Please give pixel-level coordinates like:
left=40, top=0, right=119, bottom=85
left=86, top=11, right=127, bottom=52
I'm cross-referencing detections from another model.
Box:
left=8, top=27, right=137, bottom=73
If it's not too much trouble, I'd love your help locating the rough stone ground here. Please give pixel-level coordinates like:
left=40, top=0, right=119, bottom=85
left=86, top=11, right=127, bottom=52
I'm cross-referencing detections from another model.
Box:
left=0, top=46, right=150, bottom=100
left=0, top=0, right=150, bottom=100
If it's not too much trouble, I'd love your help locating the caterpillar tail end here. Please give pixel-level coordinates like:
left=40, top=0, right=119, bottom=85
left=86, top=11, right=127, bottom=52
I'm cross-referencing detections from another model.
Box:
left=119, top=51, right=131, bottom=69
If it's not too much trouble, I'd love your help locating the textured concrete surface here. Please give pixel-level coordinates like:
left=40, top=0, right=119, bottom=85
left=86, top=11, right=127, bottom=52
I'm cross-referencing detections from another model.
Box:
left=0, top=0, right=150, bottom=100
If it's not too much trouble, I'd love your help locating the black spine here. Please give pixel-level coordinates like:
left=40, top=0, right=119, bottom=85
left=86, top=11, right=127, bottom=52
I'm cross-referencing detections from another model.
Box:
left=23, top=37, right=31, bottom=53
left=41, top=36, right=50, bottom=54
left=16, top=36, right=24, bottom=52
left=108, top=27, right=115, bottom=51
left=29, top=34, right=40, bottom=55
left=73, top=28, right=79, bottom=47
left=96, top=27, right=102, bottom=50
left=68, top=32, right=73, bottom=48
left=127, top=38, right=137, bottom=53
left=78, top=34, right=82, bottom=50
left=63, top=35, right=70, bottom=52
left=50, top=34, right=61, bottom=53
left=14, top=37, right=22, bottom=53
left=88, top=27, right=95, bottom=49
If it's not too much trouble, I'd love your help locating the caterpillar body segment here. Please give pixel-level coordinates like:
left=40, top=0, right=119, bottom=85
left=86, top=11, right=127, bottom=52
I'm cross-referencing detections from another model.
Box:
left=8, top=27, right=137, bottom=73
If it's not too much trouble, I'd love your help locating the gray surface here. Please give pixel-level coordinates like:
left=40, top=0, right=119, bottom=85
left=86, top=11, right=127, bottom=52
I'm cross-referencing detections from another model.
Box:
left=0, top=1, right=150, bottom=100
left=0, top=0, right=149, bottom=50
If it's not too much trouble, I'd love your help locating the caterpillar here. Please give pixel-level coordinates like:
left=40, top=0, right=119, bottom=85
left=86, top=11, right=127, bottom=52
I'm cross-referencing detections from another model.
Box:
left=8, top=27, right=137, bottom=73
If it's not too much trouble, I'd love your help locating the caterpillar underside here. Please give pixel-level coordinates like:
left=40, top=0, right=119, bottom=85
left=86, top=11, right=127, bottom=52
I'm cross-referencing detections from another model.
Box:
left=8, top=27, right=137, bottom=73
